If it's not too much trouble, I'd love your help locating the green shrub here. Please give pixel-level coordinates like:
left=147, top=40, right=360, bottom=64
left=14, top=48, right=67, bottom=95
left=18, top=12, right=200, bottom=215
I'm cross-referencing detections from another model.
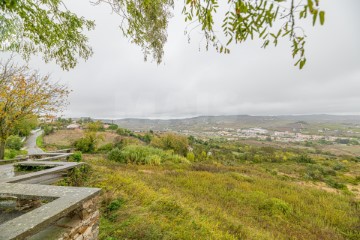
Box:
left=325, top=178, right=348, bottom=190
left=116, top=127, right=133, bottom=136
left=6, top=149, right=17, bottom=159
left=145, top=155, right=162, bottom=165
left=150, top=133, right=189, bottom=156
left=97, top=143, right=114, bottom=153
left=108, top=124, right=119, bottom=130
left=260, top=198, right=292, bottom=216
left=108, top=148, right=122, bottom=162
left=186, top=152, right=195, bottom=161
left=6, top=135, right=23, bottom=150
left=113, top=136, right=142, bottom=149
left=120, top=145, right=164, bottom=165
left=106, top=198, right=125, bottom=212
left=75, top=138, right=94, bottom=153
left=74, top=132, right=103, bottom=153
left=86, top=121, right=104, bottom=132
left=58, top=164, right=91, bottom=187
left=107, top=145, right=189, bottom=165
left=336, top=138, right=350, bottom=144
left=305, top=163, right=341, bottom=184
left=43, top=125, right=54, bottom=135
left=163, top=154, right=189, bottom=164
left=137, top=133, right=152, bottom=143
left=292, top=154, right=315, bottom=163
left=70, top=151, right=82, bottom=162
left=333, top=163, right=346, bottom=171
left=305, top=165, right=325, bottom=181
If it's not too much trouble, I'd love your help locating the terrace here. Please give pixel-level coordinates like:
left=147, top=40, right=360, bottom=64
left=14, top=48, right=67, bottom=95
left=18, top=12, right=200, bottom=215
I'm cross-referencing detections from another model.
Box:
left=0, top=151, right=101, bottom=240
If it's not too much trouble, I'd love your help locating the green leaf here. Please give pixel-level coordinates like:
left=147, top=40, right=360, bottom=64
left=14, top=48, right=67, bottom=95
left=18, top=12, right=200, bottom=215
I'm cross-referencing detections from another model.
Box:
left=312, top=10, right=318, bottom=26
left=299, top=59, right=306, bottom=69
left=319, top=11, right=325, bottom=25
left=259, top=28, right=267, bottom=38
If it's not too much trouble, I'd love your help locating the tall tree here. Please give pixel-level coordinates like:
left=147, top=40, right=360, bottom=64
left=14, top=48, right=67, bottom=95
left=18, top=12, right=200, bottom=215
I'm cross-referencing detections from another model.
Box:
left=0, top=58, right=69, bottom=159
left=0, top=0, right=324, bottom=69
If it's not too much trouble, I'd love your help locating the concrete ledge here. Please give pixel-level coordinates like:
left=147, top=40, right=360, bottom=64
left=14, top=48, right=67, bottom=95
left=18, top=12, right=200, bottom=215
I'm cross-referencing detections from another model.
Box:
left=0, top=183, right=100, bottom=240
left=47, top=149, right=73, bottom=154
left=0, top=161, right=84, bottom=184
left=0, top=157, right=29, bottom=165
left=29, top=153, right=72, bottom=162
left=0, top=150, right=101, bottom=240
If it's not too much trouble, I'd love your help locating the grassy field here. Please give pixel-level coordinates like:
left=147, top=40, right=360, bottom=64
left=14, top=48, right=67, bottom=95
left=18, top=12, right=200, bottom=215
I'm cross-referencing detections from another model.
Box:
left=320, top=144, right=360, bottom=156
left=45, top=127, right=360, bottom=239
left=79, top=156, right=359, bottom=240
left=43, top=129, right=118, bottom=149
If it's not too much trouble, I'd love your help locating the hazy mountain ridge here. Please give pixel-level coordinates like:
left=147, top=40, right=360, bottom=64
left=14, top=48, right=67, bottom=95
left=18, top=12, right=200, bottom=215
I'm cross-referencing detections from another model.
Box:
left=100, top=115, right=360, bottom=132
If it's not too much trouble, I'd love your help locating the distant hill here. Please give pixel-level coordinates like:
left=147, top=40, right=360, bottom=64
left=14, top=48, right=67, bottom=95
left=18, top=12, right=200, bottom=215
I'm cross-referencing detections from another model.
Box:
left=99, top=115, right=360, bottom=132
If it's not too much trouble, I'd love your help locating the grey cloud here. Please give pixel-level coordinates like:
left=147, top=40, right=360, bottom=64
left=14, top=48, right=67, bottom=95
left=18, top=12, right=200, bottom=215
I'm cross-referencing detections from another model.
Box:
left=12, top=0, right=360, bottom=119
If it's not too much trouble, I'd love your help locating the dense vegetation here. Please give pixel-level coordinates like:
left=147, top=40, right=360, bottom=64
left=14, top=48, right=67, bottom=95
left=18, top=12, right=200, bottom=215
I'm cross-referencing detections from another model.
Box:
left=47, top=123, right=360, bottom=239
left=83, top=158, right=359, bottom=240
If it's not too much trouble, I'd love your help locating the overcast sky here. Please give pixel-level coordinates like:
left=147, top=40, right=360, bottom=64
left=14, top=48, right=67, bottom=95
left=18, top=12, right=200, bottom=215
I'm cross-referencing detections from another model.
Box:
left=20, top=0, right=360, bottom=119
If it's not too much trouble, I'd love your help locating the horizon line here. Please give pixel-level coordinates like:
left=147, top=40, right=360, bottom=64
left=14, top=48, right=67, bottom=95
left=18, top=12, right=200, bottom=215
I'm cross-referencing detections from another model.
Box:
left=62, top=113, right=360, bottom=121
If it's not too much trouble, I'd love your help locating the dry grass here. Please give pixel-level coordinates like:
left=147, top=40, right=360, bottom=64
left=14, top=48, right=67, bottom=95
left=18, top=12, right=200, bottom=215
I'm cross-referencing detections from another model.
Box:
left=81, top=156, right=360, bottom=240
left=44, top=129, right=119, bottom=147
left=320, top=144, right=360, bottom=156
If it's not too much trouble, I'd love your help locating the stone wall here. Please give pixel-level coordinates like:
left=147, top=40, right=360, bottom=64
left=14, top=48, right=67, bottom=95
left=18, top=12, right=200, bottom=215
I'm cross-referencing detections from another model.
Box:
left=29, top=195, right=100, bottom=240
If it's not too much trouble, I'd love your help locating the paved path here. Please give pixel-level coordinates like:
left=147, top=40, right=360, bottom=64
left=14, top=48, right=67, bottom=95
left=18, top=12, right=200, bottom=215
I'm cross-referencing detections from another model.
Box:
left=24, top=130, right=45, bottom=155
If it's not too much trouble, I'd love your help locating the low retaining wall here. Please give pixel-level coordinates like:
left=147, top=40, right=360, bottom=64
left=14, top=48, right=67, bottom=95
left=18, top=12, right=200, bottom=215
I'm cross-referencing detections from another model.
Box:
left=29, top=195, right=100, bottom=240
left=0, top=151, right=101, bottom=240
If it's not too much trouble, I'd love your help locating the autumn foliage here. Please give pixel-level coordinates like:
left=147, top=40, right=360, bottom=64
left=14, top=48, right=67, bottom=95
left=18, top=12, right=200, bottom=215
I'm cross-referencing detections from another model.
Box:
left=0, top=59, right=69, bottom=159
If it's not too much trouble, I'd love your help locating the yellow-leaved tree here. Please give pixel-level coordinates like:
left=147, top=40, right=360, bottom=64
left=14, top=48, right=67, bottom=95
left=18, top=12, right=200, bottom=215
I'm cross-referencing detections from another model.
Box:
left=0, top=59, right=69, bottom=159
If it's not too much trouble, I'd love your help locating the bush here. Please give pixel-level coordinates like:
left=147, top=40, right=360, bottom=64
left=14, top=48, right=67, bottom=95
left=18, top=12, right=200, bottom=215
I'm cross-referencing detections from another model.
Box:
left=43, top=125, right=54, bottom=135
left=107, top=145, right=189, bottom=165
left=114, top=137, right=142, bottom=149
left=325, top=178, right=347, bottom=190
left=119, top=145, right=164, bottom=165
left=336, top=138, right=350, bottom=144
left=333, top=163, right=346, bottom=171
left=106, top=198, right=125, bottom=212
left=260, top=198, right=292, bottom=216
left=305, top=165, right=325, bottom=181
left=150, top=133, right=189, bottom=156
left=97, top=143, right=114, bottom=153
left=108, top=148, right=122, bottom=162
left=186, top=152, right=195, bottom=161
left=75, top=138, right=94, bottom=153
left=86, top=121, right=104, bottom=132
left=305, top=165, right=336, bottom=181
left=145, top=155, right=162, bottom=165
left=70, top=151, right=82, bottom=162
left=108, top=124, right=118, bottom=130
left=116, top=127, right=133, bottom=136
left=6, top=135, right=23, bottom=150
left=58, top=164, right=91, bottom=187
left=74, top=132, right=103, bottom=153
left=292, top=154, right=315, bottom=164
left=138, top=133, right=152, bottom=143
left=6, top=149, right=17, bottom=159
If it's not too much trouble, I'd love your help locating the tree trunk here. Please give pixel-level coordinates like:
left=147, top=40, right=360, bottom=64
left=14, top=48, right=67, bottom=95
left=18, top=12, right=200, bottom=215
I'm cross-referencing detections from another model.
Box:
left=0, top=140, right=5, bottom=160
